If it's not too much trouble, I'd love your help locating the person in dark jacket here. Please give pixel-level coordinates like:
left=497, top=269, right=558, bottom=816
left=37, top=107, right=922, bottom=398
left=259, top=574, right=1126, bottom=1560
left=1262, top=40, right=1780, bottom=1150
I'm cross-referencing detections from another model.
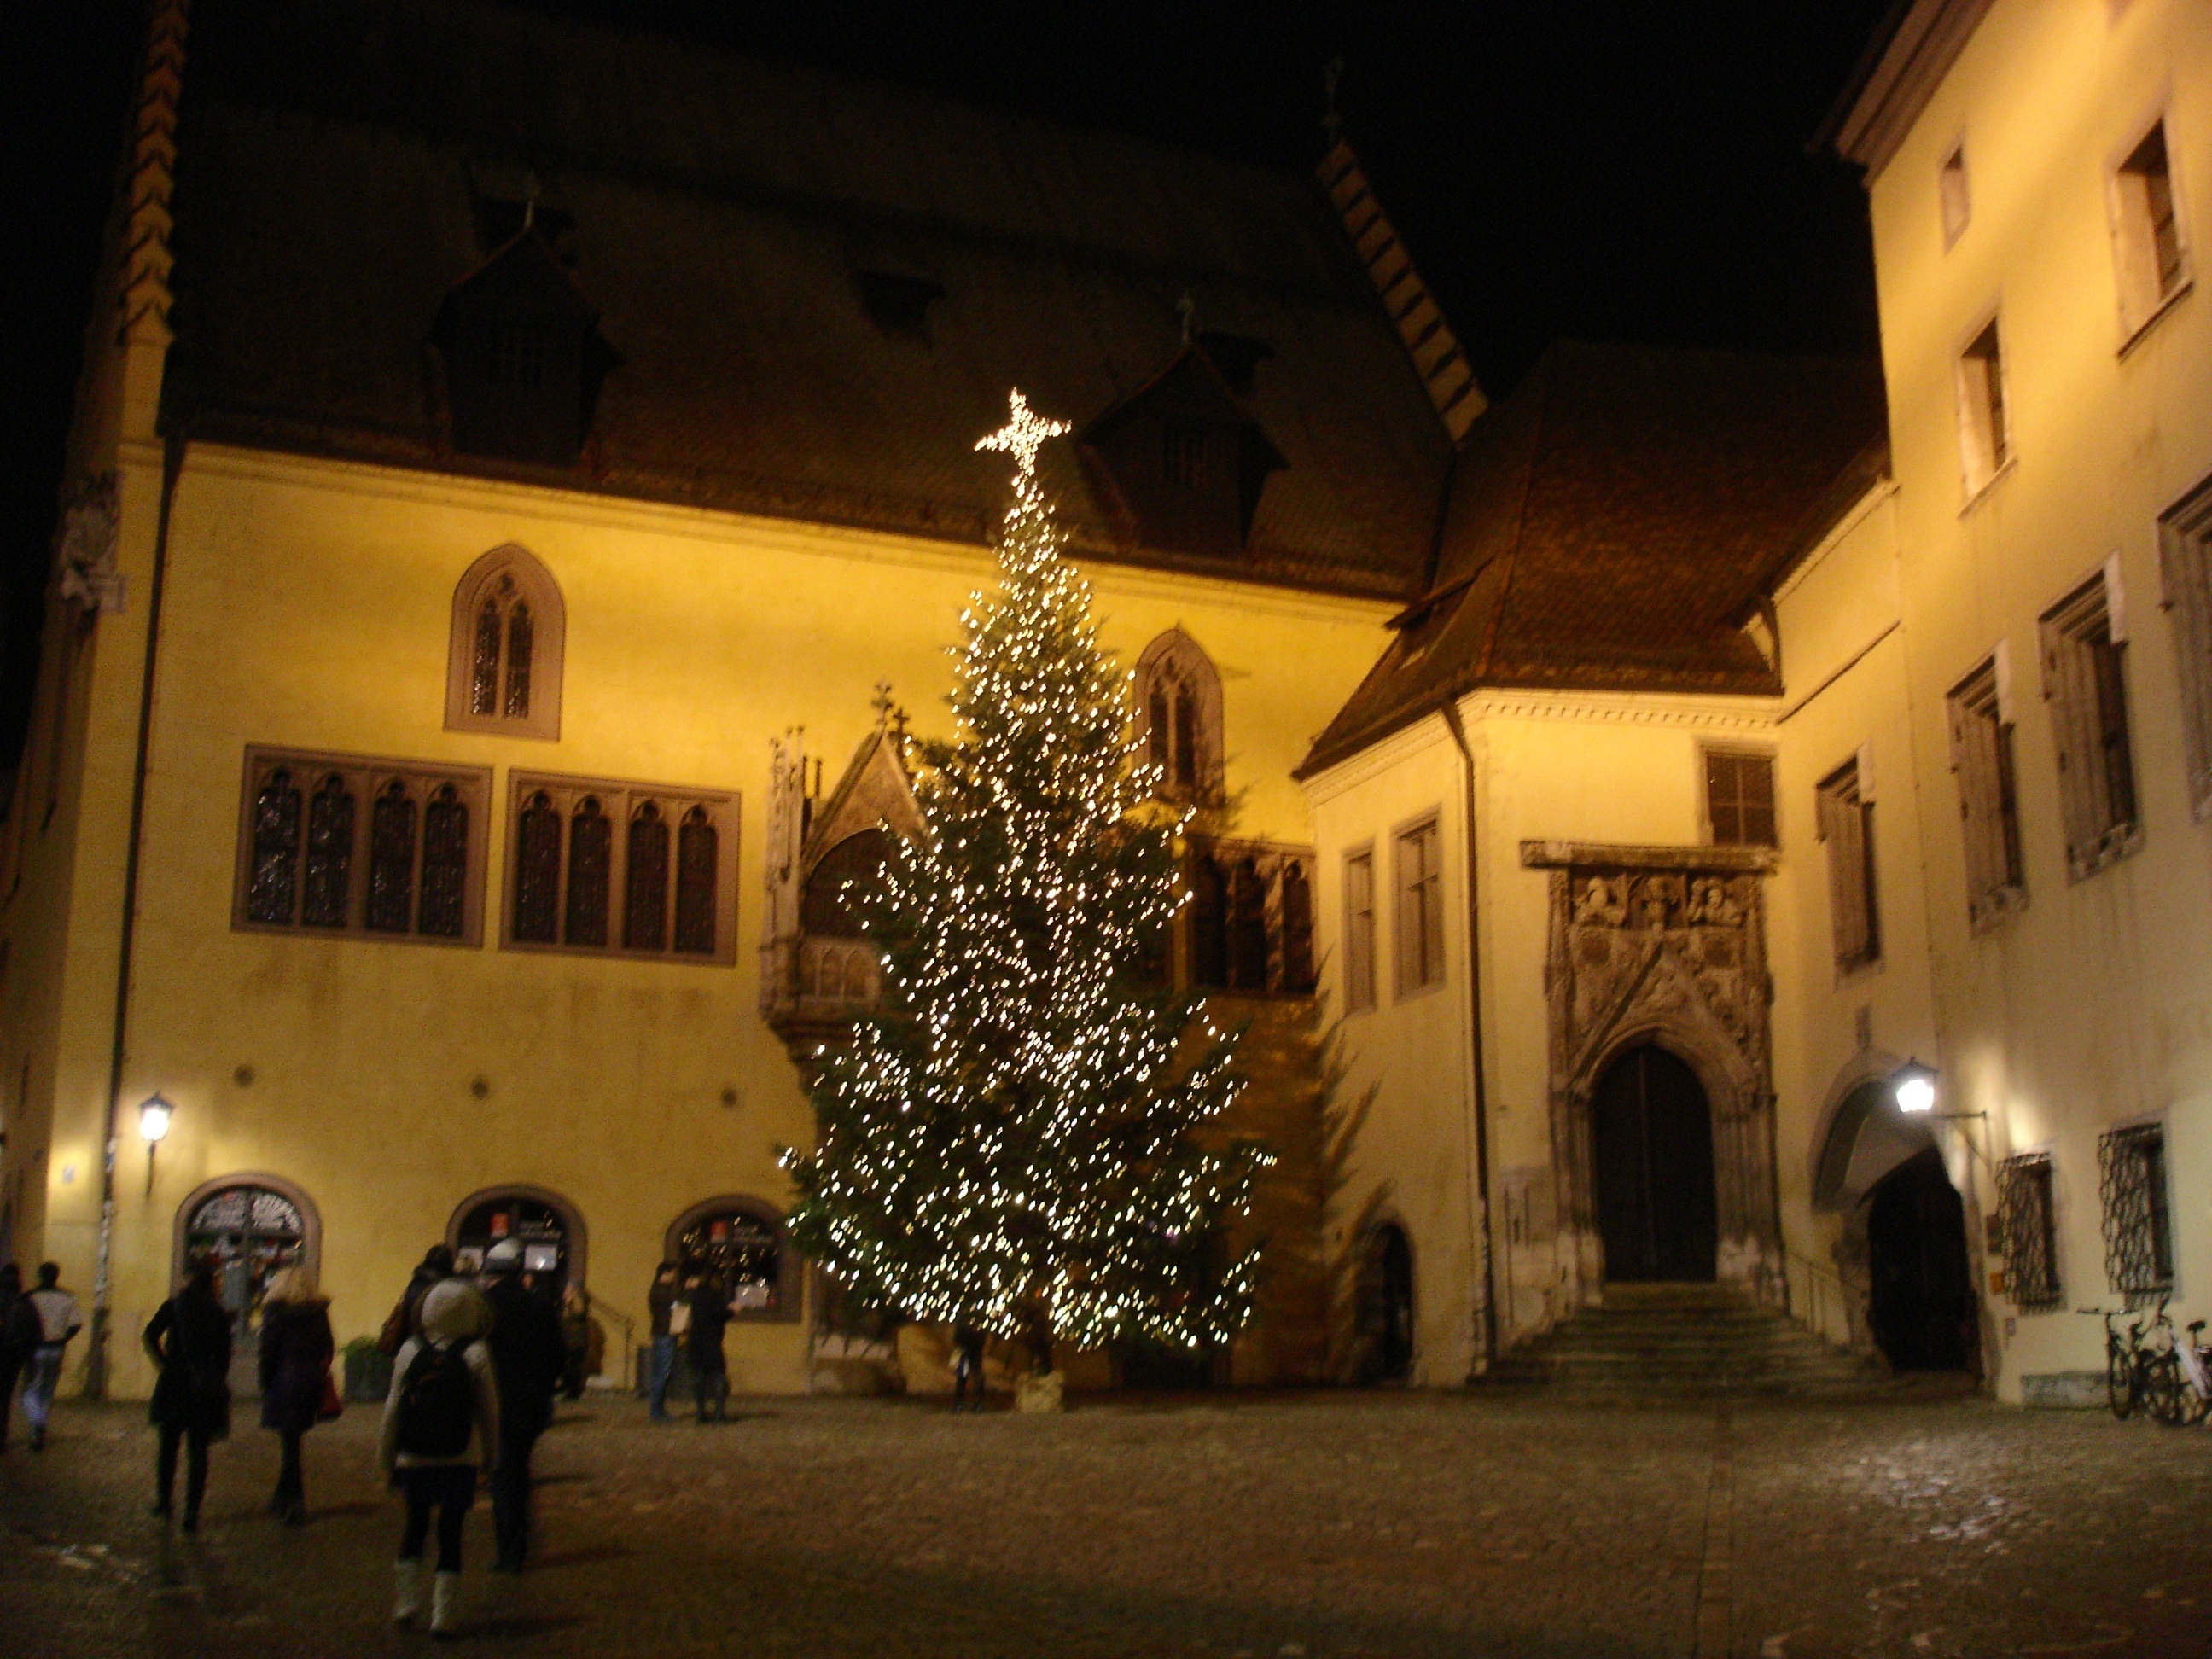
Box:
left=0, top=1264, right=42, bottom=1452
left=143, top=1259, right=233, bottom=1530
left=479, top=1240, right=564, bottom=1571
left=381, top=1245, right=457, bottom=1354
left=686, top=1270, right=733, bottom=1423
left=257, top=1264, right=334, bottom=1526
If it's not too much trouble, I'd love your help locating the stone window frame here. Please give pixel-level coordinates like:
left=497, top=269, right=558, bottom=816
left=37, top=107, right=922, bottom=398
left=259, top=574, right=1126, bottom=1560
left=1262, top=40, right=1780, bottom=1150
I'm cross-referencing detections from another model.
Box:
left=445, top=544, right=565, bottom=742
left=1946, top=649, right=2028, bottom=931
left=2108, top=108, right=2192, bottom=351
left=1954, top=311, right=2013, bottom=504
left=1134, top=628, right=1225, bottom=803
left=1392, top=812, right=1447, bottom=999
left=1815, top=751, right=1881, bottom=975
left=232, top=745, right=492, bottom=947
left=1698, top=743, right=1777, bottom=850
left=1341, top=841, right=1377, bottom=1016
left=2040, top=563, right=2141, bottom=882
left=2157, top=473, right=2212, bottom=819
left=501, top=770, right=740, bottom=966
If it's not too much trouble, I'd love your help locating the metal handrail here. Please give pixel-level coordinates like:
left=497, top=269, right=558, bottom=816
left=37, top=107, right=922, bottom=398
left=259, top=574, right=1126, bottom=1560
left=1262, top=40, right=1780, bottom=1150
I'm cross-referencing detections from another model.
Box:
left=579, top=1287, right=636, bottom=1393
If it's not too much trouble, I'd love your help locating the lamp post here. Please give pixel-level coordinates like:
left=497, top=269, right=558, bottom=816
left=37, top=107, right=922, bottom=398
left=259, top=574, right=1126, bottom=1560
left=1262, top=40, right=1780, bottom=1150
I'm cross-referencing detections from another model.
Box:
left=138, top=1092, right=173, bottom=1196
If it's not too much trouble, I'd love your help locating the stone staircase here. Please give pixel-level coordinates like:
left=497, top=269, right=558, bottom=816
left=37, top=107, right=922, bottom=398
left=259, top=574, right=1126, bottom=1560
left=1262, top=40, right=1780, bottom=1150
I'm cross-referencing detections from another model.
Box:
left=1484, top=1281, right=1895, bottom=1399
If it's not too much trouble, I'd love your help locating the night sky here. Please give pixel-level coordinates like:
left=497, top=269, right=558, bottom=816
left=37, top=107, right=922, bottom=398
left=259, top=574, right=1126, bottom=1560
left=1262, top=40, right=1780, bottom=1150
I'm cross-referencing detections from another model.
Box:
left=0, top=0, right=1892, bottom=764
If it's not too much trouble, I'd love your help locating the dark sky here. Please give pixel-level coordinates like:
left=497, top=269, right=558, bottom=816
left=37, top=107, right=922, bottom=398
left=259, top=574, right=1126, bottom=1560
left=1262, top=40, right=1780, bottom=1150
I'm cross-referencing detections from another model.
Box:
left=0, top=0, right=1891, bottom=765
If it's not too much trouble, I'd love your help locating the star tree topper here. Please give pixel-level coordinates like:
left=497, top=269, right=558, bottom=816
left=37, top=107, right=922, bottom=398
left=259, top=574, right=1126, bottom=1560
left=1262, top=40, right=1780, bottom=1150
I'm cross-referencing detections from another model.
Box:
left=975, top=388, right=1070, bottom=479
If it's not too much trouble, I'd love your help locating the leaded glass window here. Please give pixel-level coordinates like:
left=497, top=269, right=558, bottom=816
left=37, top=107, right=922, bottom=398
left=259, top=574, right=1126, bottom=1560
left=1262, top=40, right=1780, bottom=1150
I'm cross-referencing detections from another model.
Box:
left=625, top=800, right=669, bottom=952
left=418, top=783, right=469, bottom=940
left=1279, top=859, right=1315, bottom=993
left=504, top=602, right=533, bottom=719
left=447, top=547, right=563, bottom=741
left=514, top=790, right=562, bottom=944
left=566, top=797, right=611, bottom=947
left=675, top=806, right=717, bottom=955
left=301, top=773, right=355, bottom=928
left=247, top=767, right=303, bottom=925
left=1135, top=631, right=1224, bottom=800
left=470, top=596, right=503, bottom=716
left=366, top=779, right=417, bottom=933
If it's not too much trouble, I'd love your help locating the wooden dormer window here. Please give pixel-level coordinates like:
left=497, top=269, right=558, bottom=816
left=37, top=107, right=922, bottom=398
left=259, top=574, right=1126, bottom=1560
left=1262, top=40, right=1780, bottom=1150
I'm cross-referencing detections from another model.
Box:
left=434, top=230, right=615, bottom=467
left=1162, top=421, right=1211, bottom=490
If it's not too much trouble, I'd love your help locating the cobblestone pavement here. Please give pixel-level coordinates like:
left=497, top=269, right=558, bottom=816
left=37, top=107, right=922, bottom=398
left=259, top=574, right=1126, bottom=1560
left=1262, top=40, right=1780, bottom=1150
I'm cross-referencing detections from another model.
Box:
left=3, top=1388, right=2210, bottom=1657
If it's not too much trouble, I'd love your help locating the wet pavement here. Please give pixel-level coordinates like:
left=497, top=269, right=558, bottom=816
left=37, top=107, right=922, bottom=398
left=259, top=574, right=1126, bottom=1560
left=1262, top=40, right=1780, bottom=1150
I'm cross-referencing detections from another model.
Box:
left=3, top=1388, right=2209, bottom=1656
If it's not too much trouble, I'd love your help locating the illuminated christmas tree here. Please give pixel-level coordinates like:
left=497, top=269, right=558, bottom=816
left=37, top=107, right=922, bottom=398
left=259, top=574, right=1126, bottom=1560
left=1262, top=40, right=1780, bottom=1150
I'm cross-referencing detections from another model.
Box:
left=783, top=390, right=1267, bottom=1365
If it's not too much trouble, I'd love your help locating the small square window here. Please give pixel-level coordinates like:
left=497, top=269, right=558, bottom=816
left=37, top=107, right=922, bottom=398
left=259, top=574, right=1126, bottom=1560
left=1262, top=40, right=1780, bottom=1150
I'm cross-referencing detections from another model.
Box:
left=1956, top=318, right=2010, bottom=497
left=1703, top=749, right=1776, bottom=848
left=1940, top=143, right=1971, bottom=247
left=2111, top=120, right=2189, bottom=339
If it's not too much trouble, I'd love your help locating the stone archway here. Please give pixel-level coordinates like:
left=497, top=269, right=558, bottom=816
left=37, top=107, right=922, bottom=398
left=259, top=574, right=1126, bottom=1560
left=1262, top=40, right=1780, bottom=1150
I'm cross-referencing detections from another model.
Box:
left=447, top=1184, right=587, bottom=1289
left=1523, top=841, right=1781, bottom=1310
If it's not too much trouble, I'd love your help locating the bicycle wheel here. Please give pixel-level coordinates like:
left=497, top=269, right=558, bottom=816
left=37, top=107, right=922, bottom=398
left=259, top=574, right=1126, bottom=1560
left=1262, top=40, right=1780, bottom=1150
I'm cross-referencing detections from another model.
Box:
left=2144, top=1353, right=2188, bottom=1426
left=2109, top=1344, right=2138, bottom=1419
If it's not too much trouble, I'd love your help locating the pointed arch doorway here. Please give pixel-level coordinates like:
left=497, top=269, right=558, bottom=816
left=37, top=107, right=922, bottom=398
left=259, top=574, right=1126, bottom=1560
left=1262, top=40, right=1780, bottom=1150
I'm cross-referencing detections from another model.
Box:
left=1592, top=1045, right=1719, bottom=1283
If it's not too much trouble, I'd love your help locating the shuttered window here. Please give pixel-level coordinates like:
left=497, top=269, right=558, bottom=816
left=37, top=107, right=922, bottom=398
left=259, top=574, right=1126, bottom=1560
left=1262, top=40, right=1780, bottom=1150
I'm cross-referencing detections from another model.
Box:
left=2159, top=476, right=2212, bottom=819
left=1946, top=656, right=2026, bottom=928
left=1815, top=756, right=1879, bottom=971
left=2040, top=573, right=2140, bottom=881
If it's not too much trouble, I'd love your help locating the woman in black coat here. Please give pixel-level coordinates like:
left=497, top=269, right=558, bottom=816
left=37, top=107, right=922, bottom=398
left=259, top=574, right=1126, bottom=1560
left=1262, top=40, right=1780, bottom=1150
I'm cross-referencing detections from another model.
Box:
left=144, top=1259, right=233, bottom=1532
left=257, top=1264, right=334, bottom=1526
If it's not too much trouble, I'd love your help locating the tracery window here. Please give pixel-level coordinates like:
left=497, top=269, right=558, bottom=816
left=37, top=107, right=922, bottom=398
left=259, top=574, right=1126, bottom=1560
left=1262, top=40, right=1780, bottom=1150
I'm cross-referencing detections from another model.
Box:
left=235, top=748, right=489, bottom=945
left=505, top=772, right=739, bottom=964
left=1134, top=629, right=1225, bottom=800
left=801, top=829, right=894, bottom=939
left=445, top=544, right=565, bottom=741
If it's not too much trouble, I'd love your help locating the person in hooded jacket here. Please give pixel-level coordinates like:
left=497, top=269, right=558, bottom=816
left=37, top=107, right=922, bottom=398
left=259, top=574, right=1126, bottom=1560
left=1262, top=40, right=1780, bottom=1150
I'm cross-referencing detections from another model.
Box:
left=478, top=1239, right=563, bottom=1572
left=258, top=1264, right=335, bottom=1525
left=0, top=1263, right=43, bottom=1452
left=380, top=1244, right=457, bottom=1353
left=380, top=1275, right=500, bottom=1638
left=143, top=1257, right=233, bottom=1530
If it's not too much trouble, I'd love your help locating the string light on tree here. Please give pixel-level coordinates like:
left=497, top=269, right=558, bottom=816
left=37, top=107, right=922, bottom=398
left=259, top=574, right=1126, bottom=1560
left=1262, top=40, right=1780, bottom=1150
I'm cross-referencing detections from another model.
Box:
left=782, top=387, right=1267, bottom=1365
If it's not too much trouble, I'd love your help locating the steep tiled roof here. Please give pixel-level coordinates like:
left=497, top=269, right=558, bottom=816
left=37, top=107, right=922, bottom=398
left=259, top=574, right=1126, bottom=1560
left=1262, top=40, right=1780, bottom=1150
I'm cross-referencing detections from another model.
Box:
left=158, top=0, right=1449, bottom=598
left=1300, top=341, right=1885, bottom=775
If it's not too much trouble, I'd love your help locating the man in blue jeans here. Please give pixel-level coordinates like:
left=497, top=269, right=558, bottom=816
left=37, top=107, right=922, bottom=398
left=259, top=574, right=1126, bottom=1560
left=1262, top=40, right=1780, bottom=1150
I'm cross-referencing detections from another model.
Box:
left=646, top=1261, right=681, bottom=1420
left=24, top=1262, right=82, bottom=1452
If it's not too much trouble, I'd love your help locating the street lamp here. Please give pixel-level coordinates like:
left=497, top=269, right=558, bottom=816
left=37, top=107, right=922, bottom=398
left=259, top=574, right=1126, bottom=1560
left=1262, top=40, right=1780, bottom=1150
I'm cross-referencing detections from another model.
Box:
left=1892, top=1059, right=1938, bottom=1115
left=138, top=1092, right=173, bottom=1196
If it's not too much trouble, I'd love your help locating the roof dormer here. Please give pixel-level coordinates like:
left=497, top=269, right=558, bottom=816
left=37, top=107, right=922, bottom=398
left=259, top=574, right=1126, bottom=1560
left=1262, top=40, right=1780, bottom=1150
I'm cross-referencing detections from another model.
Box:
left=1079, top=341, right=1286, bottom=562
left=433, top=229, right=618, bottom=467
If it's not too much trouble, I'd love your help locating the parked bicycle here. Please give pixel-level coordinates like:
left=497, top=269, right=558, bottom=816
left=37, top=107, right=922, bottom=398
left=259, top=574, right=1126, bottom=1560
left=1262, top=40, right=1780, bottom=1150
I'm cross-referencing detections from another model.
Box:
left=2078, top=1298, right=2203, bottom=1424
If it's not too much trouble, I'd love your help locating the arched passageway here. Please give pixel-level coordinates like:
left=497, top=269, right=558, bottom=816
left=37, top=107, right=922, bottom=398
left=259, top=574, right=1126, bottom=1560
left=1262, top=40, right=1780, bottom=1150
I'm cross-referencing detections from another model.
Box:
left=1355, top=1223, right=1415, bottom=1382
left=1866, top=1147, right=1976, bottom=1371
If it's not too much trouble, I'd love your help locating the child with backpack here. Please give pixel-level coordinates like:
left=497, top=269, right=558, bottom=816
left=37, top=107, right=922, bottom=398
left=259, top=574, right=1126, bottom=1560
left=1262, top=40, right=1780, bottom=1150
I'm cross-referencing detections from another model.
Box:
left=377, top=1277, right=498, bottom=1638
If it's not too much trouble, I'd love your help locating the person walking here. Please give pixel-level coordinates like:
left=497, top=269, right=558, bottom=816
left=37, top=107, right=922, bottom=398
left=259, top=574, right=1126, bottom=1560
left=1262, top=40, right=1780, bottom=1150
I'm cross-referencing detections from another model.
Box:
left=380, top=1244, right=458, bottom=1354
left=951, top=1324, right=987, bottom=1413
left=0, top=1264, right=42, bottom=1452
left=479, top=1240, right=562, bottom=1572
left=22, top=1262, right=82, bottom=1451
left=381, top=1276, right=500, bottom=1638
left=143, top=1259, right=232, bottom=1531
left=645, top=1262, right=681, bottom=1421
left=686, top=1268, right=733, bottom=1423
left=257, top=1264, right=334, bottom=1526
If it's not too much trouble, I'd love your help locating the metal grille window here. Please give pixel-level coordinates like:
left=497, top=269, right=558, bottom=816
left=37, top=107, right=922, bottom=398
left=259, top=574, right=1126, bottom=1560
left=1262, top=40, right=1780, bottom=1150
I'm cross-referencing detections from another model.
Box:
left=1946, top=656, right=2026, bottom=928
left=1703, top=748, right=1776, bottom=847
left=1995, top=1152, right=2061, bottom=1311
left=1815, top=756, right=1880, bottom=970
left=2041, top=571, right=2139, bottom=881
left=235, top=748, right=489, bottom=946
left=505, top=771, right=740, bottom=964
left=2099, top=1124, right=2175, bottom=1303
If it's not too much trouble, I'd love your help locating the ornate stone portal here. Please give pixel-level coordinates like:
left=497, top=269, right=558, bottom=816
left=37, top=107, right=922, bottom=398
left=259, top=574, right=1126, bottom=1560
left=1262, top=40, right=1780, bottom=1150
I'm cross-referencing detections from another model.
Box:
left=1520, top=841, right=1782, bottom=1309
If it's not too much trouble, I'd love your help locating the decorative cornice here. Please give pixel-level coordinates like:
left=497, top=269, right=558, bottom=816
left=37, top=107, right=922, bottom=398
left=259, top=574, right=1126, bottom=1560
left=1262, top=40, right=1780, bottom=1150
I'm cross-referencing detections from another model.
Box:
left=1519, top=841, right=1778, bottom=875
left=1824, top=0, right=1994, bottom=178
left=1458, top=687, right=1779, bottom=733
left=119, top=0, right=190, bottom=346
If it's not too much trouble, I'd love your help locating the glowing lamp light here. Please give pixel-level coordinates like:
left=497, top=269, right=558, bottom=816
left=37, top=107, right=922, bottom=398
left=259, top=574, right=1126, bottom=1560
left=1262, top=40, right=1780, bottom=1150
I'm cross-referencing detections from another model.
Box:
left=1892, top=1061, right=1939, bottom=1116
left=138, top=1093, right=175, bottom=1143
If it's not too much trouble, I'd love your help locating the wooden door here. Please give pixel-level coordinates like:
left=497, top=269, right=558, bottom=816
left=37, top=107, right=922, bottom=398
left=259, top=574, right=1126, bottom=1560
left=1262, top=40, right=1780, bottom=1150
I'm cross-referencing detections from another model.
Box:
left=1592, top=1045, right=1719, bottom=1282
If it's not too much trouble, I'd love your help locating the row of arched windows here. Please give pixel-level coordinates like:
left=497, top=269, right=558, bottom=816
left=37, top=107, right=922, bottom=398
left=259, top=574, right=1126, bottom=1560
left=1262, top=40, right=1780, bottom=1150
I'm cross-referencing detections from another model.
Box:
left=1181, top=848, right=1315, bottom=995
left=510, top=783, right=722, bottom=957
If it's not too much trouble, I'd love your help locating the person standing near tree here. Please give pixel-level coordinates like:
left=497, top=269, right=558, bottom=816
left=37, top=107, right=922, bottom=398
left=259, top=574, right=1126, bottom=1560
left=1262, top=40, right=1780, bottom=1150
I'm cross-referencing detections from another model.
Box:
left=686, top=1268, right=733, bottom=1423
left=381, top=1276, right=500, bottom=1637
left=258, top=1265, right=334, bottom=1526
left=0, top=1264, right=41, bottom=1452
left=143, top=1258, right=232, bottom=1531
left=22, top=1262, right=82, bottom=1451
left=645, top=1261, right=681, bottom=1421
left=479, top=1240, right=562, bottom=1572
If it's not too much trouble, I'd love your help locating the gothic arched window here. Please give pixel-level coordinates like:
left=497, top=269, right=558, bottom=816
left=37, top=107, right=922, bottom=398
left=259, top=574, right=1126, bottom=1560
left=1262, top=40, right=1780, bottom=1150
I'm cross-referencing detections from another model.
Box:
left=1134, top=629, right=1225, bottom=800
left=300, top=773, right=355, bottom=928
left=1189, top=853, right=1229, bottom=989
left=1228, top=857, right=1269, bottom=991
left=624, top=800, right=669, bottom=952
left=445, top=544, right=565, bottom=741
left=247, top=766, right=303, bottom=925
left=418, top=783, right=469, bottom=940
left=1279, top=859, right=1316, bottom=992
left=565, top=796, right=611, bottom=947
left=803, top=829, right=894, bottom=938
left=366, top=779, right=418, bottom=933
left=675, top=806, right=719, bottom=955
left=513, top=790, right=562, bottom=943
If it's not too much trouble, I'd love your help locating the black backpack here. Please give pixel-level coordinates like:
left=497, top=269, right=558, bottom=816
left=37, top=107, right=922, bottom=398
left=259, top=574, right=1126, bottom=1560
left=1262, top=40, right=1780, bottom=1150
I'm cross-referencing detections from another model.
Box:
left=395, top=1340, right=474, bottom=1458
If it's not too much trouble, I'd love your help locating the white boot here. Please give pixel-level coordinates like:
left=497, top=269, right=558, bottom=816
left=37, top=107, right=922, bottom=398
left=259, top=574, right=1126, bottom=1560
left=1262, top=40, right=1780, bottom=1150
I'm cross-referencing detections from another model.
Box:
left=429, top=1570, right=461, bottom=1639
left=393, top=1558, right=424, bottom=1625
